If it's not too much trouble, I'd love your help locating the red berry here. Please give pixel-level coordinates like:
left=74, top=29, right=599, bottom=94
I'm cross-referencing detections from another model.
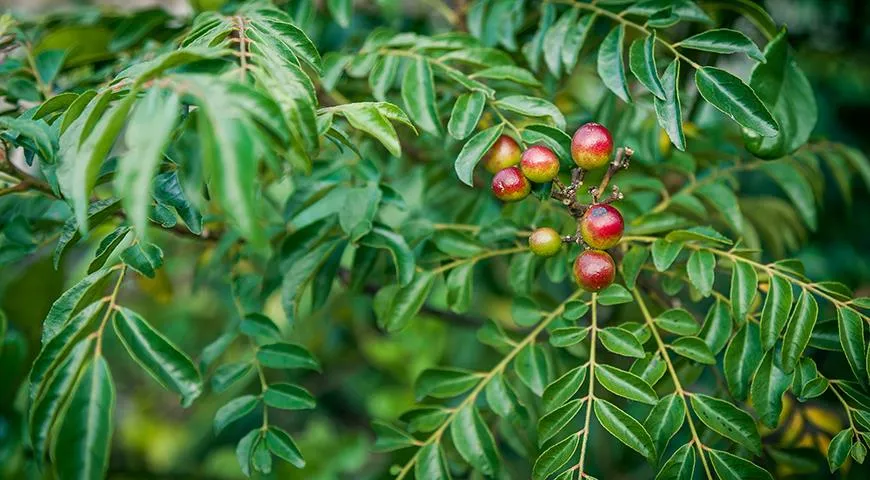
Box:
left=579, top=204, right=624, bottom=249
left=482, top=135, right=522, bottom=173
left=571, top=122, right=613, bottom=169
left=520, top=145, right=560, bottom=183
left=528, top=227, right=562, bottom=257
left=491, top=166, right=530, bottom=202
left=574, top=249, right=616, bottom=291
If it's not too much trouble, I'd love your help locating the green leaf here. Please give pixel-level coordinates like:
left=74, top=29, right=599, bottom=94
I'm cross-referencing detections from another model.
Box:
left=665, top=226, right=732, bottom=245
left=838, top=307, right=868, bottom=385
left=620, top=246, right=649, bottom=290
left=696, top=182, right=744, bottom=233
left=780, top=289, right=819, bottom=373
left=851, top=438, right=867, bottom=463
left=450, top=404, right=501, bottom=476
left=708, top=449, right=773, bottom=480
left=537, top=398, right=583, bottom=445
left=214, top=395, right=259, bottom=434
left=655, top=309, right=700, bottom=336
left=54, top=356, right=115, bottom=480
left=113, top=307, right=202, bottom=406
left=263, top=383, right=315, bottom=410
left=0, top=116, right=55, bottom=162
left=266, top=426, right=305, bottom=468
left=336, top=102, right=402, bottom=157
left=562, top=14, right=596, bottom=71
left=686, top=250, right=715, bottom=297
left=723, top=323, right=762, bottom=400
left=543, top=365, right=587, bottom=413
left=120, top=242, right=164, bottom=278
left=694, top=66, right=778, bottom=137
left=678, top=29, right=764, bottom=62
left=656, top=443, right=695, bottom=480
left=669, top=337, right=716, bottom=364
left=543, top=8, right=578, bottom=76
left=401, top=57, right=441, bottom=136
left=690, top=394, right=761, bottom=454
left=495, top=95, right=566, bottom=130
left=415, top=367, right=481, bottom=399
left=730, top=261, right=758, bottom=324
left=359, top=226, right=415, bottom=286
left=533, top=433, right=579, bottom=480
left=369, top=55, right=400, bottom=101
left=743, top=29, right=817, bottom=158
left=40, top=268, right=114, bottom=345
left=88, top=227, right=131, bottom=274
left=282, top=240, right=342, bottom=326
left=631, top=354, right=667, bottom=386
left=372, top=421, right=417, bottom=452
left=485, top=372, right=525, bottom=420
left=446, top=263, right=475, bottom=313
left=516, top=343, right=550, bottom=396
left=751, top=350, right=792, bottom=428
left=455, top=124, right=504, bottom=187
left=327, top=0, right=352, bottom=27
left=597, top=25, right=631, bottom=103
left=29, top=338, right=93, bottom=462
left=473, top=65, right=541, bottom=87
left=644, top=393, right=686, bottom=459
left=235, top=429, right=258, bottom=477
left=629, top=33, right=666, bottom=100
left=761, top=162, right=817, bottom=229
left=380, top=271, right=436, bottom=332
left=598, top=284, right=633, bottom=305
left=760, top=275, right=793, bottom=351
left=29, top=301, right=104, bottom=404
left=549, top=327, right=589, bottom=347
left=828, top=429, right=851, bottom=472
left=654, top=60, right=686, bottom=150
left=651, top=238, right=683, bottom=271
left=595, top=364, right=658, bottom=405
left=700, top=299, right=732, bottom=355
left=415, top=443, right=450, bottom=479
left=339, top=184, right=382, bottom=242
left=599, top=327, right=645, bottom=358
left=593, top=398, right=655, bottom=459
left=256, top=343, right=320, bottom=371
left=240, top=313, right=281, bottom=340
left=66, top=90, right=139, bottom=234
left=448, top=91, right=486, bottom=140
left=211, top=362, right=252, bottom=393
left=116, top=87, right=180, bottom=238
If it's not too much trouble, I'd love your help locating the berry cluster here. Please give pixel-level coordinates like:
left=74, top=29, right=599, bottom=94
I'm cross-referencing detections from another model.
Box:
left=482, top=123, right=632, bottom=292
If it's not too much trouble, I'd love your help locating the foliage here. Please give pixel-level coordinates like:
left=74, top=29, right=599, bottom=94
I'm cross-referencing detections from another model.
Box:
left=1, top=0, right=870, bottom=479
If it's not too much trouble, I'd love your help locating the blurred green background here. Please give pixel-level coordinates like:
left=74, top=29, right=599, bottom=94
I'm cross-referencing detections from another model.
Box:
left=1, top=0, right=870, bottom=478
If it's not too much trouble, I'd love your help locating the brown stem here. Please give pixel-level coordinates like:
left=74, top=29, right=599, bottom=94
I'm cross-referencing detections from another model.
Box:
left=590, top=147, right=633, bottom=203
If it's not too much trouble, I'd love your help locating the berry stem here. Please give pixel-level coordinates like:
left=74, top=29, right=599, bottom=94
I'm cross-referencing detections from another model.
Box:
left=591, top=147, right=633, bottom=203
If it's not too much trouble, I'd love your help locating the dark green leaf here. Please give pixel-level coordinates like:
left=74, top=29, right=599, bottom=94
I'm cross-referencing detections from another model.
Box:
left=415, top=367, right=481, bottom=399
left=537, top=398, right=583, bottom=445
left=655, top=309, right=700, bottom=336
left=516, top=343, right=550, bottom=395
left=256, top=343, right=320, bottom=371
left=669, top=337, right=716, bottom=364
left=598, top=25, right=631, bottom=102
left=598, top=284, right=633, bottom=305
left=214, top=395, right=259, bottom=434
left=533, top=433, right=578, bottom=480
left=402, top=57, right=441, bottom=136
left=599, top=327, right=646, bottom=358
left=780, top=289, right=819, bottom=372
left=827, top=429, right=851, bottom=472
left=651, top=238, right=683, bottom=271
left=724, top=323, right=762, bottom=400
left=629, top=33, right=666, bottom=99
left=678, top=29, right=764, bottom=62
left=543, top=365, right=587, bottom=413
left=751, top=350, right=792, bottom=428
left=263, top=383, right=315, bottom=410
left=760, top=275, right=793, bottom=351
left=838, top=307, right=868, bottom=385
left=455, top=124, right=504, bottom=187
left=596, top=364, right=657, bottom=405
left=372, top=421, right=417, bottom=452
left=654, top=59, right=686, bottom=151
left=730, top=261, right=758, bottom=324
left=120, top=242, right=163, bottom=278
left=448, top=92, right=486, bottom=140
left=686, top=250, right=715, bottom=297
left=708, top=449, right=773, bottom=480
left=450, top=404, right=501, bottom=476
left=380, top=271, right=436, bottom=332
left=656, top=443, right=695, bottom=480
left=593, top=398, right=655, bottom=459
left=113, top=307, right=202, bottom=406
left=694, top=66, right=778, bottom=137
left=690, top=394, right=761, bottom=454
left=644, top=394, right=685, bottom=459
left=266, top=426, right=305, bottom=468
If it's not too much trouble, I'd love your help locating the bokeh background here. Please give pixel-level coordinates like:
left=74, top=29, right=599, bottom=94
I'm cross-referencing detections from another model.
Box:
left=2, top=0, right=870, bottom=478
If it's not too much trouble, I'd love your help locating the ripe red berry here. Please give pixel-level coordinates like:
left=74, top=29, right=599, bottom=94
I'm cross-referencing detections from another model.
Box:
left=574, top=249, right=616, bottom=291
left=520, top=145, right=560, bottom=183
left=579, top=204, right=624, bottom=249
left=482, top=135, right=522, bottom=173
left=491, top=166, right=530, bottom=202
left=528, top=227, right=562, bottom=257
left=571, top=122, right=613, bottom=169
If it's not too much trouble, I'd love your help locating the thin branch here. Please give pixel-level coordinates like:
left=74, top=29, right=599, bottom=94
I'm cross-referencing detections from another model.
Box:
left=575, top=293, right=598, bottom=478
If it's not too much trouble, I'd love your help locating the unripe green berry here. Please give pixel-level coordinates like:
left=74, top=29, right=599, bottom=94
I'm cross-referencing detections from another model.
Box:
left=571, top=122, right=614, bottom=170
left=528, top=227, right=562, bottom=257
left=482, top=135, right=522, bottom=173
left=491, top=166, right=531, bottom=202
left=573, top=249, right=615, bottom=291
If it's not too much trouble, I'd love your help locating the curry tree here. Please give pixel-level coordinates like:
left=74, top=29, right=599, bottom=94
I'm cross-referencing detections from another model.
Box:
left=1, top=0, right=870, bottom=479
